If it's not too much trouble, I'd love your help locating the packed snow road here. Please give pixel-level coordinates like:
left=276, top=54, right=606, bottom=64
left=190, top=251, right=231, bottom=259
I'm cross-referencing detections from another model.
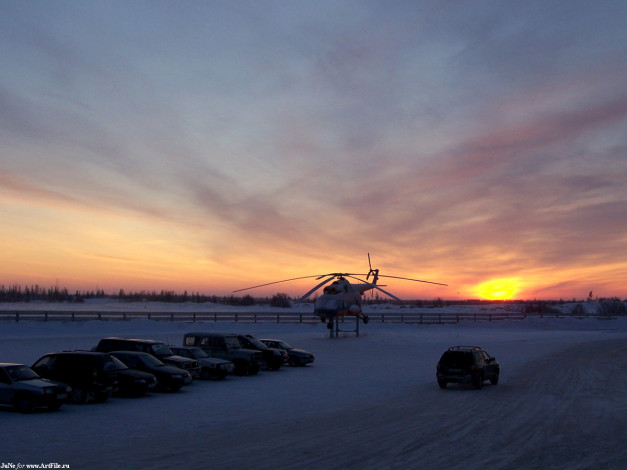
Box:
left=1, top=318, right=625, bottom=469
left=143, top=337, right=627, bottom=470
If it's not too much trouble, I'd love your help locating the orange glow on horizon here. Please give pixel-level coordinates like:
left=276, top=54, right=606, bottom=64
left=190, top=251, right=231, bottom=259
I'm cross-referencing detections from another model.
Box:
left=1, top=202, right=625, bottom=300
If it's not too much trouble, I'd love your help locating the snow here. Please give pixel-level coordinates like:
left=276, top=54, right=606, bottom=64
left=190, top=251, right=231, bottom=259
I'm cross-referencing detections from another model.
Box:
left=1, top=302, right=626, bottom=470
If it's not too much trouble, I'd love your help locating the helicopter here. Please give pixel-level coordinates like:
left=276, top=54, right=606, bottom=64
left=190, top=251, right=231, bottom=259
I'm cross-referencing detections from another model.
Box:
left=234, top=254, right=447, bottom=329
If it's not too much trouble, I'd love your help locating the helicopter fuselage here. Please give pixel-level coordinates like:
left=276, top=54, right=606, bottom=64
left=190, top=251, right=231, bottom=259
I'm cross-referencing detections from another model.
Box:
left=313, top=277, right=373, bottom=324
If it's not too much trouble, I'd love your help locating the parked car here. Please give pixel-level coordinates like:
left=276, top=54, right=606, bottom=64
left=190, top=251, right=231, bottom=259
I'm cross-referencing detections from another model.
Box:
left=183, top=332, right=263, bottom=376
left=237, top=334, right=288, bottom=370
left=436, top=346, right=500, bottom=390
left=95, top=337, right=201, bottom=378
left=109, top=355, right=158, bottom=397
left=110, top=351, right=192, bottom=392
left=0, top=363, right=70, bottom=413
left=259, top=339, right=315, bottom=366
left=169, top=346, right=234, bottom=380
left=32, top=351, right=118, bottom=404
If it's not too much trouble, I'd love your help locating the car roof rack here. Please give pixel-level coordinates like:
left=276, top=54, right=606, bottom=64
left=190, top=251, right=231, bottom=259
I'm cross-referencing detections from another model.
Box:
left=447, top=346, right=482, bottom=351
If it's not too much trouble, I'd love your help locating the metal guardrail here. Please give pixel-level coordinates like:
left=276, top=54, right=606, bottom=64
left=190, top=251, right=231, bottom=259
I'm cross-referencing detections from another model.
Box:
left=0, top=310, right=600, bottom=323
left=0, top=311, right=312, bottom=323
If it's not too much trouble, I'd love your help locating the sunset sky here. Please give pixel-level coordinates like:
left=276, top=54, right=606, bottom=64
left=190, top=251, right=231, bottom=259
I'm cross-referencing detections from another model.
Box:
left=1, top=1, right=626, bottom=300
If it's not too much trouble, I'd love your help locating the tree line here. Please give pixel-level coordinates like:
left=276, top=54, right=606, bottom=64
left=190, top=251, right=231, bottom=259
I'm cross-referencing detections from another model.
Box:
left=1, top=284, right=624, bottom=313
left=0, top=284, right=106, bottom=303
left=0, top=284, right=291, bottom=307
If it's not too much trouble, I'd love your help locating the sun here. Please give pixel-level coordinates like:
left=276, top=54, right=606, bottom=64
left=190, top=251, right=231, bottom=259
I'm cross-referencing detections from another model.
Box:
left=475, top=278, right=519, bottom=300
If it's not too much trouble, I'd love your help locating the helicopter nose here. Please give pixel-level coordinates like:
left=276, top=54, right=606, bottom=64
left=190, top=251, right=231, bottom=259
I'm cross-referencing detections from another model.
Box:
left=314, top=297, right=342, bottom=316
left=315, top=296, right=340, bottom=309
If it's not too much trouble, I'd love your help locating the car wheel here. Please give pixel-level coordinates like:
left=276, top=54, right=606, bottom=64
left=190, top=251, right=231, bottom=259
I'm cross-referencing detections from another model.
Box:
left=472, top=374, right=484, bottom=390
left=200, top=368, right=212, bottom=380
left=289, top=357, right=298, bottom=367
left=437, top=379, right=447, bottom=389
left=15, top=394, right=35, bottom=413
left=490, top=372, right=499, bottom=385
left=248, top=363, right=260, bottom=375
left=70, top=386, right=89, bottom=404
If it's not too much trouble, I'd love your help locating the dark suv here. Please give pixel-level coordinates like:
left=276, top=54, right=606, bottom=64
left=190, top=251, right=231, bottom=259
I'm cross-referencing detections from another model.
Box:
left=95, top=337, right=201, bottom=378
left=32, top=352, right=118, bottom=403
left=436, top=346, right=499, bottom=390
left=183, top=332, right=263, bottom=376
left=237, top=334, right=288, bottom=370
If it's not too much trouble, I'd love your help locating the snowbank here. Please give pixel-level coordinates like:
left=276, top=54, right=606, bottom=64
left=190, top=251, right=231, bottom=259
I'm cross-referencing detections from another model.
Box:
left=1, top=308, right=625, bottom=469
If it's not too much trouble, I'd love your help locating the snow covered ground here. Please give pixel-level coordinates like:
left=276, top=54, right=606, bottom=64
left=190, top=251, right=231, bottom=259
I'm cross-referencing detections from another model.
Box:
left=1, top=303, right=626, bottom=470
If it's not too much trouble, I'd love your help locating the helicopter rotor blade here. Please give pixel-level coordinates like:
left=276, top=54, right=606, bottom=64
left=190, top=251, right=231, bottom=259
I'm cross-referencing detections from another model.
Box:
left=344, top=273, right=442, bottom=301
left=377, top=274, right=448, bottom=286
left=372, top=284, right=402, bottom=301
left=233, top=275, right=325, bottom=293
left=297, top=276, right=336, bottom=302
left=344, top=274, right=372, bottom=284
left=319, top=272, right=345, bottom=279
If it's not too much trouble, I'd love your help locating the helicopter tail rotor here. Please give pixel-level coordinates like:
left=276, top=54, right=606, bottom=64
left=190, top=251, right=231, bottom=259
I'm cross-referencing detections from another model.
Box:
left=366, top=253, right=380, bottom=284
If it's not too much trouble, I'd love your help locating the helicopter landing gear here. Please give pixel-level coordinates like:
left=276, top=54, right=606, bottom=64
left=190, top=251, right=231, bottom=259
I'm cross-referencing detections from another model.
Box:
left=328, top=315, right=362, bottom=338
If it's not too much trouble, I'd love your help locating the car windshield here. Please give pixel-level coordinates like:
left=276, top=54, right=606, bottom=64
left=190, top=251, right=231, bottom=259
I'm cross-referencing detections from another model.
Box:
left=243, top=336, right=266, bottom=348
left=6, top=365, right=40, bottom=381
left=190, top=348, right=208, bottom=358
left=152, top=343, right=173, bottom=356
left=277, top=341, right=293, bottom=349
left=110, top=356, right=129, bottom=370
left=138, top=354, right=165, bottom=367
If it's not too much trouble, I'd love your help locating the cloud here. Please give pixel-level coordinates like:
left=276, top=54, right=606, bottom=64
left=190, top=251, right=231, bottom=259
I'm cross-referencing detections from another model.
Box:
left=1, top=1, right=625, bottom=297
